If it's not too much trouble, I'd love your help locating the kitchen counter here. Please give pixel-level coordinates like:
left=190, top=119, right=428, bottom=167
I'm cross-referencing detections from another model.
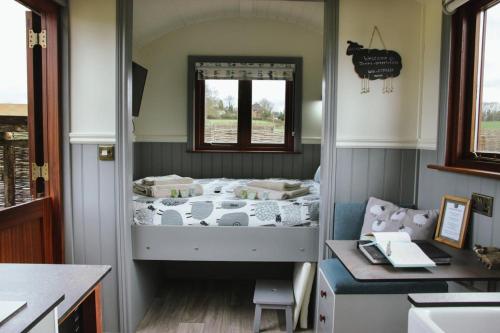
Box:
left=0, top=264, right=111, bottom=333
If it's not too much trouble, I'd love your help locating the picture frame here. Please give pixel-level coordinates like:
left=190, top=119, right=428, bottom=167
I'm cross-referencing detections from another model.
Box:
left=434, top=195, right=471, bottom=249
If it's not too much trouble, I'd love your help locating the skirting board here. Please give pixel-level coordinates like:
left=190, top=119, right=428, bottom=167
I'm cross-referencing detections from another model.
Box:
left=131, top=224, right=319, bottom=262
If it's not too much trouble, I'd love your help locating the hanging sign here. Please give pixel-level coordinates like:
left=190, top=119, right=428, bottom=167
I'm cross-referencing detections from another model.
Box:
left=346, top=26, right=402, bottom=94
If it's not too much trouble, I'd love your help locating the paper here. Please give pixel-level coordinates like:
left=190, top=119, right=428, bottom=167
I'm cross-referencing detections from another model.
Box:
left=362, top=232, right=436, bottom=268
left=440, top=202, right=465, bottom=241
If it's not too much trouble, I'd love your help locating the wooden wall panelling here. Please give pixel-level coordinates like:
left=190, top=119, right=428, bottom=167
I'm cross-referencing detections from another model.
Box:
left=0, top=197, right=52, bottom=263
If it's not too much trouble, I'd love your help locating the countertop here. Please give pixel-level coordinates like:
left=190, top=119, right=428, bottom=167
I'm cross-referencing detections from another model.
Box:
left=0, top=264, right=111, bottom=333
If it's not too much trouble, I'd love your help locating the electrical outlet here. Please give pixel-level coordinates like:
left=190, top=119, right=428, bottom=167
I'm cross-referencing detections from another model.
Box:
left=98, top=145, right=115, bottom=161
left=471, top=193, right=494, bottom=217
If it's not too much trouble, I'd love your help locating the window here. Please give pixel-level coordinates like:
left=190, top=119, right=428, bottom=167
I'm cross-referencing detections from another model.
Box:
left=189, top=57, right=302, bottom=152
left=444, top=0, right=500, bottom=175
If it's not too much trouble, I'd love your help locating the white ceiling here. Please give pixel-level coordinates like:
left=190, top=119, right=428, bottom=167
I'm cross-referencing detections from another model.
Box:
left=133, top=0, right=324, bottom=48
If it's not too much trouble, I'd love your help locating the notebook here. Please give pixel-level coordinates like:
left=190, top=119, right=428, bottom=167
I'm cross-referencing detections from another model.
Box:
left=360, top=232, right=437, bottom=268
left=358, top=240, right=451, bottom=265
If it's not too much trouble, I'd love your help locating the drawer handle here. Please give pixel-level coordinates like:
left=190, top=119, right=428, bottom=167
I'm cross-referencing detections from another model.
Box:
left=320, top=290, right=327, bottom=298
left=319, top=314, right=326, bottom=323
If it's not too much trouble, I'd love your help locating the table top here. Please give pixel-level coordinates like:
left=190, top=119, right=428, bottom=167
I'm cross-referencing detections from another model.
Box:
left=326, top=240, right=500, bottom=282
left=0, top=264, right=111, bottom=333
left=408, top=292, right=500, bottom=307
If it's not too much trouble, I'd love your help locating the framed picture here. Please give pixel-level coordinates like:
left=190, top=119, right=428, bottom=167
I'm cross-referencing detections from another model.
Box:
left=434, top=195, right=471, bottom=248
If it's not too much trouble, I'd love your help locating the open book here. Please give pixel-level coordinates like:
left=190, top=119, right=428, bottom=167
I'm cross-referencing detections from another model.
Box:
left=360, top=232, right=436, bottom=268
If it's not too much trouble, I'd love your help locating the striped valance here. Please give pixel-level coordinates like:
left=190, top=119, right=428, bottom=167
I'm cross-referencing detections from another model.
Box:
left=195, top=62, right=295, bottom=81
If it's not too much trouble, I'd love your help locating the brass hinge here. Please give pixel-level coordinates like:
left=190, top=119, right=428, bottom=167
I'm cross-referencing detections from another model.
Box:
left=32, top=163, right=49, bottom=181
left=28, top=29, right=47, bottom=48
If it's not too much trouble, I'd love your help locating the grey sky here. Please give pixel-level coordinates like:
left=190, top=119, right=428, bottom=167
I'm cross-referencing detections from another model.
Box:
left=206, top=79, right=286, bottom=113
left=0, top=1, right=28, bottom=104
left=483, top=3, right=500, bottom=104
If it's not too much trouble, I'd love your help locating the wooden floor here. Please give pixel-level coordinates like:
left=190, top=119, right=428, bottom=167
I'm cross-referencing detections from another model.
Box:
left=136, top=280, right=313, bottom=333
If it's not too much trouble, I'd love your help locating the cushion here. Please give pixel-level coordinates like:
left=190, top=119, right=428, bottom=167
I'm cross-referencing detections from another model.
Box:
left=360, top=197, right=438, bottom=240
left=333, top=202, right=367, bottom=240
left=314, top=166, right=321, bottom=183
left=320, top=259, right=448, bottom=295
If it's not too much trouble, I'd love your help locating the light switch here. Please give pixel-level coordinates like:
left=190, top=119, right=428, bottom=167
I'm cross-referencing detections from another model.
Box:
left=98, top=145, right=114, bottom=161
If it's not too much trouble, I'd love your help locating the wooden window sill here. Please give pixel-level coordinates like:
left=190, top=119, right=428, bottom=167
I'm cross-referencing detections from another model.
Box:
left=427, top=164, right=500, bottom=180
left=188, top=149, right=302, bottom=154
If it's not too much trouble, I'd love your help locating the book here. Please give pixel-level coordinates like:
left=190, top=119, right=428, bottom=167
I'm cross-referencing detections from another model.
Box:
left=358, top=240, right=451, bottom=265
left=360, top=232, right=437, bottom=268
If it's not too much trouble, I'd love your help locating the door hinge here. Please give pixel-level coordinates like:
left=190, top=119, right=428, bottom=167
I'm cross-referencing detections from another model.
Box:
left=32, top=163, right=49, bottom=181
left=28, top=29, right=47, bottom=48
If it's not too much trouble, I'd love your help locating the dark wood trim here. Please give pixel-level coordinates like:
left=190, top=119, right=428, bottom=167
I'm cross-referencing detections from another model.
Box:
left=428, top=164, right=500, bottom=180
left=9, top=0, right=64, bottom=263
left=189, top=55, right=302, bottom=153
left=444, top=0, right=500, bottom=176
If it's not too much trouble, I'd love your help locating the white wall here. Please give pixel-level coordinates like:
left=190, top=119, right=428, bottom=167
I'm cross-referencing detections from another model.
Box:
left=70, top=0, right=116, bottom=144
left=133, top=17, right=323, bottom=144
left=337, top=0, right=442, bottom=149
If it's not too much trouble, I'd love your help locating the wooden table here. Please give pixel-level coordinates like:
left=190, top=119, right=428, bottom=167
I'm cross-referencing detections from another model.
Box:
left=0, top=264, right=111, bottom=333
left=326, top=240, right=500, bottom=290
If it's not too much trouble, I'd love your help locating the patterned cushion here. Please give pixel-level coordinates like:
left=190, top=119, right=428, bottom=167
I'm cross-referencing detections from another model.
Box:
left=360, top=197, right=438, bottom=240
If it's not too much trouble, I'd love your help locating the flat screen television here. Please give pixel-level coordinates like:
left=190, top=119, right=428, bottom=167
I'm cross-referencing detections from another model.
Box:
left=132, top=62, right=148, bottom=117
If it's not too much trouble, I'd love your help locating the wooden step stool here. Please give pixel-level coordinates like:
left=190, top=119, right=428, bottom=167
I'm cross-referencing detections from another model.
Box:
left=253, top=279, right=294, bottom=333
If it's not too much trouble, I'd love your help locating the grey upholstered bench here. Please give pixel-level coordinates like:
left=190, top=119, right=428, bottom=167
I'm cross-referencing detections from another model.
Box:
left=253, top=279, right=294, bottom=333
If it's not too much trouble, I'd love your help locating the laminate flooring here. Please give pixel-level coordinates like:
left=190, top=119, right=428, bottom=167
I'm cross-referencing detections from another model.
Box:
left=136, top=280, right=313, bottom=333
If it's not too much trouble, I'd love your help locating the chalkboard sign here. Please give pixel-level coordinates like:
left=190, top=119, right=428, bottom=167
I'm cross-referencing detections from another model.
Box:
left=346, top=41, right=402, bottom=80
left=346, top=40, right=402, bottom=93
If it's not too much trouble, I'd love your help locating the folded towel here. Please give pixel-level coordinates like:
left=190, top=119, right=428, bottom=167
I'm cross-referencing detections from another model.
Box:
left=247, top=179, right=302, bottom=191
left=133, top=181, right=203, bottom=198
left=142, top=174, right=194, bottom=186
left=151, top=184, right=203, bottom=198
left=234, top=185, right=309, bottom=200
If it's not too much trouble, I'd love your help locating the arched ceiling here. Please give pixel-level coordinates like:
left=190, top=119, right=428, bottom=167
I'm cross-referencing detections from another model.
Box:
left=133, top=0, right=324, bottom=48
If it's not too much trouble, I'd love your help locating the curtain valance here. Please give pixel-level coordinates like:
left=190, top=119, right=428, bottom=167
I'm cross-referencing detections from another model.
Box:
left=195, top=62, right=295, bottom=81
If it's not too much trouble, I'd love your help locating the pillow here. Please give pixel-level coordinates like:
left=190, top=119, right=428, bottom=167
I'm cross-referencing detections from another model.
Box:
left=314, top=166, right=321, bottom=183
left=360, top=197, right=438, bottom=240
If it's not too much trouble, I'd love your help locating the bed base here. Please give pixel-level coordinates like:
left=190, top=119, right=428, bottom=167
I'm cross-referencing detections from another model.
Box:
left=131, top=224, right=319, bottom=262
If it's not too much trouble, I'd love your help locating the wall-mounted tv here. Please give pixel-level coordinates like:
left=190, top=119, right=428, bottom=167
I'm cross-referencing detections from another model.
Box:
left=132, top=62, right=148, bottom=117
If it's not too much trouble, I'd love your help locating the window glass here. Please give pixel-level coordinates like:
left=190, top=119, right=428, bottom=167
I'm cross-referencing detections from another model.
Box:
left=0, top=0, right=31, bottom=208
left=251, top=80, right=286, bottom=144
left=476, top=3, right=500, bottom=153
left=204, top=80, right=239, bottom=144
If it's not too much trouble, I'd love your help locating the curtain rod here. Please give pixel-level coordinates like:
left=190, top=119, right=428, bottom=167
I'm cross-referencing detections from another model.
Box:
left=442, top=0, right=470, bottom=15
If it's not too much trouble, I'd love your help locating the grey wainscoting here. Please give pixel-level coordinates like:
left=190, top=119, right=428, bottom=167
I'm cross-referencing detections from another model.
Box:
left=133, top=142, right=321, bottom=180
left=418, top=150, right=500, bottom=248
left=71, top=144, right=120, bottom=332
left=335, top=148, right=418, bottom=206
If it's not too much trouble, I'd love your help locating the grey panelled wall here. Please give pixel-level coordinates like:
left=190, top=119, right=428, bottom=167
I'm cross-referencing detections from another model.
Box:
left=133, top=142, right=321, bottom=180
left=71, top=144, right=120, bottom=332
left=133, top=143, right=417, bottom=206
left=418, top=150, right=500, bottom=248
left=335, top=148, right=418, bottom=206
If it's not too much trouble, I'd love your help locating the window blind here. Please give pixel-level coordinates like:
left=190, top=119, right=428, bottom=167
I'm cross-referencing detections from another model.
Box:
left=195, top=62, right=295, bottom=81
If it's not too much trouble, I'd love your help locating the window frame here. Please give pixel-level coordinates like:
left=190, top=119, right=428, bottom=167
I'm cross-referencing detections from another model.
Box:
left=445, top=0, right=500, bottom=174
left=187, top=56, right=302, bottom=153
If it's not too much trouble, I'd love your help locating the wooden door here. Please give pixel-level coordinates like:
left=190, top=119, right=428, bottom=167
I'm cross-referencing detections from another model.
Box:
left=0, top=0, right=62, bottom=263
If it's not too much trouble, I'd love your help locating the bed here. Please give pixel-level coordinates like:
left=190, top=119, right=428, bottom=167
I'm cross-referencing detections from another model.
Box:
left=131, top=178, right=320, bottom=262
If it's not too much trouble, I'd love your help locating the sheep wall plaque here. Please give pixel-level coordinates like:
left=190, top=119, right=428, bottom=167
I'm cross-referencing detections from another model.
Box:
left=346, top=26, right=402, bottom=94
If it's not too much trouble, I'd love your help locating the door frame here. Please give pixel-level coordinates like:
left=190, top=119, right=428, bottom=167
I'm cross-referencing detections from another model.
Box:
left=115, top=0, right=339, bottom=331
left=17, top=0, right=64, bottom=263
